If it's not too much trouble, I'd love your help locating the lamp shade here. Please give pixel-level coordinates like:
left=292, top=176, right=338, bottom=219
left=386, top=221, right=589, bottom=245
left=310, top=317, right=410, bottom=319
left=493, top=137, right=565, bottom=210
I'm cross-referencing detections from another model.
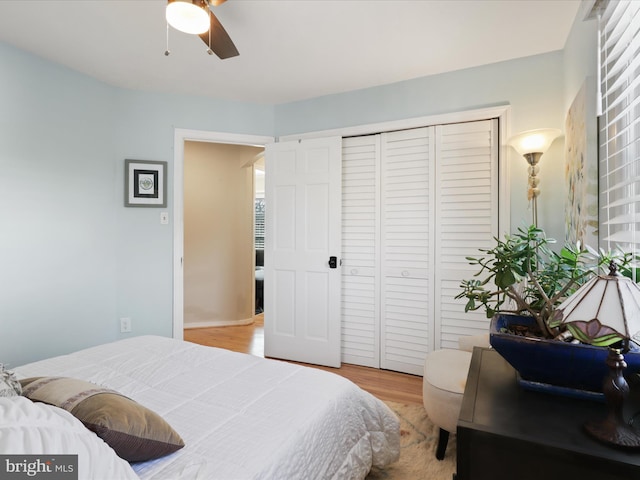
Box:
left=507, top=128, right=562, bottom=157
left=554, top=263, right=640, bottom=347
left=166, top=0, right=209, bottom=35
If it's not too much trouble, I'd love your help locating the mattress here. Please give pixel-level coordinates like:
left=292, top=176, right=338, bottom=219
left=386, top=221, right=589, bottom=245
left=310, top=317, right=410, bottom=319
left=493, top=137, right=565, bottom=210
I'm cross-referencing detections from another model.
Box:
left=14, top=335, right=400, bottom=479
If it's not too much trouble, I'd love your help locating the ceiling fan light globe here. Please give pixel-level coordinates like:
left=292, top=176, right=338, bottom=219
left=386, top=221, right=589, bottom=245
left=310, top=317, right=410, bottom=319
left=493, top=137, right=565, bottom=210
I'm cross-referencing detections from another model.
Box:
left=166, top=2, right=209, bottom=35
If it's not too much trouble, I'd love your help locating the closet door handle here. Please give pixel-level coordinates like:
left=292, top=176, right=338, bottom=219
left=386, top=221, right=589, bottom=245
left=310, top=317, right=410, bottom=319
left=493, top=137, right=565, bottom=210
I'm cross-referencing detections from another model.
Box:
left=328, top=256, right=338, bottom=269
left=401, top=270, right=410, bottom=277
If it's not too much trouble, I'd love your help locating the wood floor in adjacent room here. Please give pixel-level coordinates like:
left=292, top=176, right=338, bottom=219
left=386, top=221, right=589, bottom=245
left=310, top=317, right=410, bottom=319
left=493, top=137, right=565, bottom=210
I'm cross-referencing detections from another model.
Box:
left=184, top=314, right=423, bottom=405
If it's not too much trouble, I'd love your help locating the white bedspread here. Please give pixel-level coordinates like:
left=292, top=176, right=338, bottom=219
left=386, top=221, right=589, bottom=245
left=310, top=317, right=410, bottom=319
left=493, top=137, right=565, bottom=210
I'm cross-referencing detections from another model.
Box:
left=15, top=336, right=400, bottom=480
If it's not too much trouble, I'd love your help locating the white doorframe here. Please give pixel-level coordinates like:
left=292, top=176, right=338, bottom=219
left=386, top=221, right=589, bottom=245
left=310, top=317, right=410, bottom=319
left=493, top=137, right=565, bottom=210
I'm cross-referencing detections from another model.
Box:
left=172, top=128, right=275, bottom=339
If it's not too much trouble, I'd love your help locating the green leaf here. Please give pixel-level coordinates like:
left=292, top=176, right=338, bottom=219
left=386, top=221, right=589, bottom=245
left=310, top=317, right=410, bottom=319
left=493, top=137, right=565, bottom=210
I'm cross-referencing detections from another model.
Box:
left=457, top=223, right=638, bottom=335
left=495, top=269, right=516, bottom=288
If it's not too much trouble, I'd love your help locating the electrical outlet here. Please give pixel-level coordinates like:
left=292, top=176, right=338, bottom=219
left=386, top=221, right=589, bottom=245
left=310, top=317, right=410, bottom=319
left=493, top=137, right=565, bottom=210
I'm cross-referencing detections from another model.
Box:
left=120, top=317, right=132, bottom=333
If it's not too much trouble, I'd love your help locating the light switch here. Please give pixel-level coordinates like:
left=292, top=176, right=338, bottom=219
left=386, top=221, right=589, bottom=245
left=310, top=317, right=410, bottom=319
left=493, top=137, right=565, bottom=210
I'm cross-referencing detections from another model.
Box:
left=160, top=212, right=169, bottom=225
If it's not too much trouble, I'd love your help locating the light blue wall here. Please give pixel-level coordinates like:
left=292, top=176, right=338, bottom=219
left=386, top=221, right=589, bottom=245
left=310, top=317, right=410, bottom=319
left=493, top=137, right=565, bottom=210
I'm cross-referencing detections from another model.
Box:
left=275, top=52, right=568, bottom=241
left=112, top=90, right=274, bottom=342
left=0, top=42, right=118, bottom=365
left=275, top=53, right=564, bottom=137
left=0, top=42, right=274, bottom=366
left=1, top=7, right=597, bottom=365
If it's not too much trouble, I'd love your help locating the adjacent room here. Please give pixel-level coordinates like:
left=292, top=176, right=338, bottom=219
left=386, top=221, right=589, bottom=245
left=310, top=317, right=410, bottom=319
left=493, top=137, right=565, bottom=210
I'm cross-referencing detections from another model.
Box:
left=2, top=1, right=639, bottom=478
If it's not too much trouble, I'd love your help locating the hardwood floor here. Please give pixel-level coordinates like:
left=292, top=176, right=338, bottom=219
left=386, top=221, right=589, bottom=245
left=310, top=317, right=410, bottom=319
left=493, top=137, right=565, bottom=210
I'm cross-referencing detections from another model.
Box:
left=184, top=314, right=423, bottom=405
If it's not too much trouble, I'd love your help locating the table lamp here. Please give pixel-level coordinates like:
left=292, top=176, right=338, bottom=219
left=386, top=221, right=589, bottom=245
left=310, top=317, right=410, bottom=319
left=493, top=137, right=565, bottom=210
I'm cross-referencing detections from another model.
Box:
left=554, top=262, right=640, bottom=447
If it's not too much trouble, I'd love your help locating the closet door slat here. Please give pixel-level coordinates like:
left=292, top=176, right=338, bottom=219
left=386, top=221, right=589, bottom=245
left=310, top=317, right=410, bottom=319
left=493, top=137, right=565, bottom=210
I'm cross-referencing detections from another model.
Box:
left=341, top=136, right=380, bottom=368
left=434, top=120, right=499, bottom=350
left=380, top=127, right=435, bottom=375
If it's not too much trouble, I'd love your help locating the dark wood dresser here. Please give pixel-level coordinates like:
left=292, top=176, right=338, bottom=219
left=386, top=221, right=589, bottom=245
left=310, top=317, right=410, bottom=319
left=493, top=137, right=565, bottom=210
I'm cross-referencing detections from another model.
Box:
left=456, top=347, right=640, bottom=480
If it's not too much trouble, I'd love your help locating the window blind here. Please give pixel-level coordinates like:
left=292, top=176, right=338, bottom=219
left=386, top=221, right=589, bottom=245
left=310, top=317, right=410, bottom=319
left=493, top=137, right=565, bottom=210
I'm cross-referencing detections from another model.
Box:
left=598, top=0, right=640, bottom=273
left=254, top=198, right=265, bottom=249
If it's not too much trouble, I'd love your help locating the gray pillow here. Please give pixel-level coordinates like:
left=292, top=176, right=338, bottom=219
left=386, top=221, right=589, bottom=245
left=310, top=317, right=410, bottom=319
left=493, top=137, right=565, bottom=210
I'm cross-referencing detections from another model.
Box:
left=20, top=376, right=185, bottom=462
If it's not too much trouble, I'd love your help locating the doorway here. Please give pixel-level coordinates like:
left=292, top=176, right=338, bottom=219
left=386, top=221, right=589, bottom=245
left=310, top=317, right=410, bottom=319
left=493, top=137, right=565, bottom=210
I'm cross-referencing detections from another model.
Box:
left=172, top=129, right=274, bottom=339
left=183, top=141, right=263, bottom=329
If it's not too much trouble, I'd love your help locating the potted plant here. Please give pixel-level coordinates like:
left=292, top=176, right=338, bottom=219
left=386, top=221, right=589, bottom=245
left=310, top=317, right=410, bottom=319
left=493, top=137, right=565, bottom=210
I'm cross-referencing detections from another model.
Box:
left=456, top=224, right=639, bottom=397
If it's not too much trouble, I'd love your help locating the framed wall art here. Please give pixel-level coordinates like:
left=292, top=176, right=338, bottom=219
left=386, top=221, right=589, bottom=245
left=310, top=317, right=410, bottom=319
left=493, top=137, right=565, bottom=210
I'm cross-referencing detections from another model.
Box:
left=125, top=159, right=167, bottom=208
left=564, top=77, right=598, bottom=248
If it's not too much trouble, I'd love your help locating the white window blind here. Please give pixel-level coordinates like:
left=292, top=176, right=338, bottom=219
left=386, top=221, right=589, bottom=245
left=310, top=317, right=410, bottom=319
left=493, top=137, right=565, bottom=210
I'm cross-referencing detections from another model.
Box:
left=598, top=0, right=640, bottom=273
left=254, top=198, right=265, bottom=249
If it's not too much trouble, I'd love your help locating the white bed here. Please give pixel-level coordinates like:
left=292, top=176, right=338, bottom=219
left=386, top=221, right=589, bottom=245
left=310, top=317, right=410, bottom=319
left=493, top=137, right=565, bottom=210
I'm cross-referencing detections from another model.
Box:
left=7, top=335, right=400, bottom=479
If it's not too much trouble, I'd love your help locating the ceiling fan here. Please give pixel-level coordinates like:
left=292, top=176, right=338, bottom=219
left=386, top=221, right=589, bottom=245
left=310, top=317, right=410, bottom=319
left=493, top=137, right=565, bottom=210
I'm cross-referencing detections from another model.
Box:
left=165, top=0, right=239, bottom=59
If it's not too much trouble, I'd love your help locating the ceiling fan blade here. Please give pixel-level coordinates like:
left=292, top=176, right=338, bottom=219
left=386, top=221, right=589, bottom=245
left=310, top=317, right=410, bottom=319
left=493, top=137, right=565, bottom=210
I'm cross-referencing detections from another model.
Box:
left=198, top=9, right=239, bottom=59
left=208, top=0, right=227, bottom=6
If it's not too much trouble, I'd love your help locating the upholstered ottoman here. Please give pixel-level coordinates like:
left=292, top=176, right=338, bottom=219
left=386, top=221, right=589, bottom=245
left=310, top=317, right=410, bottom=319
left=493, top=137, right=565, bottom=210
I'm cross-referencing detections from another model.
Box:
left=422, top=348, right=472, bottom=460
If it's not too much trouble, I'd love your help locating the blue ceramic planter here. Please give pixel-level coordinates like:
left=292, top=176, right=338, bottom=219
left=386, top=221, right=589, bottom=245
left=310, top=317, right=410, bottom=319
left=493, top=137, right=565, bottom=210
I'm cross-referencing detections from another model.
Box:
left=490, top=314, right=640, bottom=400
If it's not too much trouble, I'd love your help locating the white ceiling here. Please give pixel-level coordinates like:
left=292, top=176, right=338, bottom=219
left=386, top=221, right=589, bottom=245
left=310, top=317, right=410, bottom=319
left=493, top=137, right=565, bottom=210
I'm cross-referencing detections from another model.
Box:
left=0, top=0, right=582, bottom=105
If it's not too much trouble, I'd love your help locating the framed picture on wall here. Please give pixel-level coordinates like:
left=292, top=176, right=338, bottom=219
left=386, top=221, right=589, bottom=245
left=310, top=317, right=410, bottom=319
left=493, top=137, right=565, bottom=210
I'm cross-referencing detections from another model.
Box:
left=125, top=159, right=167, bottom=207
left=564, top=77, right=598, bottom=248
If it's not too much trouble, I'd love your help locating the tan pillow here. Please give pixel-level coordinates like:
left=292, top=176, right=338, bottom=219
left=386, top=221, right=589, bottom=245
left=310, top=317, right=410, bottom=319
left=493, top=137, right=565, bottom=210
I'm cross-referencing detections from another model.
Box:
left=20, top=377, right=184, bottom=462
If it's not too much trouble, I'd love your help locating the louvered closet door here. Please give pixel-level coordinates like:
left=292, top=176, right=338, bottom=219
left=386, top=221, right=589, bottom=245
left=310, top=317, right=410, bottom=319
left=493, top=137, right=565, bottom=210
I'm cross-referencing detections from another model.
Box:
left=380, top=127, right=435, bottom=375
left=341, top=136, right=380, bottom=367
left=434, top=120, right=498, bottom=349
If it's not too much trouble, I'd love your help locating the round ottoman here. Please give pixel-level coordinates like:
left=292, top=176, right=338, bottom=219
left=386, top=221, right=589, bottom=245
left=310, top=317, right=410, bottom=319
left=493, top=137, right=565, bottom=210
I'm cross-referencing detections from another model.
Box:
left=422, top=349, right=472, bottom=460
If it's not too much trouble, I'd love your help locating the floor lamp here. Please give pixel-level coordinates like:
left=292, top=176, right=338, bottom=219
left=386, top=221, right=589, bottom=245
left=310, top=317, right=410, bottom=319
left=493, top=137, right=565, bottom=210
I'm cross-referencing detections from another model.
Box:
left=507, top=129, right=562, bottom=227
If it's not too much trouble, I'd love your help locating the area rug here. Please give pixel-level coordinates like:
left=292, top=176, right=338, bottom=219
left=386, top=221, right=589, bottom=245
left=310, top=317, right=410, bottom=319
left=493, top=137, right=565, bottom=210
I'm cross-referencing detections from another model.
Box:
left=366, top=401, right=457, bottom=480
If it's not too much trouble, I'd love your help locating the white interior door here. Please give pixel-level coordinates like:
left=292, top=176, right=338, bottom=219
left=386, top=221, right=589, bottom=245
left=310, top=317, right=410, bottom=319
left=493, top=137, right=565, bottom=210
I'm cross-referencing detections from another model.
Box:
left=264, top=137, right=342, bottom=367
